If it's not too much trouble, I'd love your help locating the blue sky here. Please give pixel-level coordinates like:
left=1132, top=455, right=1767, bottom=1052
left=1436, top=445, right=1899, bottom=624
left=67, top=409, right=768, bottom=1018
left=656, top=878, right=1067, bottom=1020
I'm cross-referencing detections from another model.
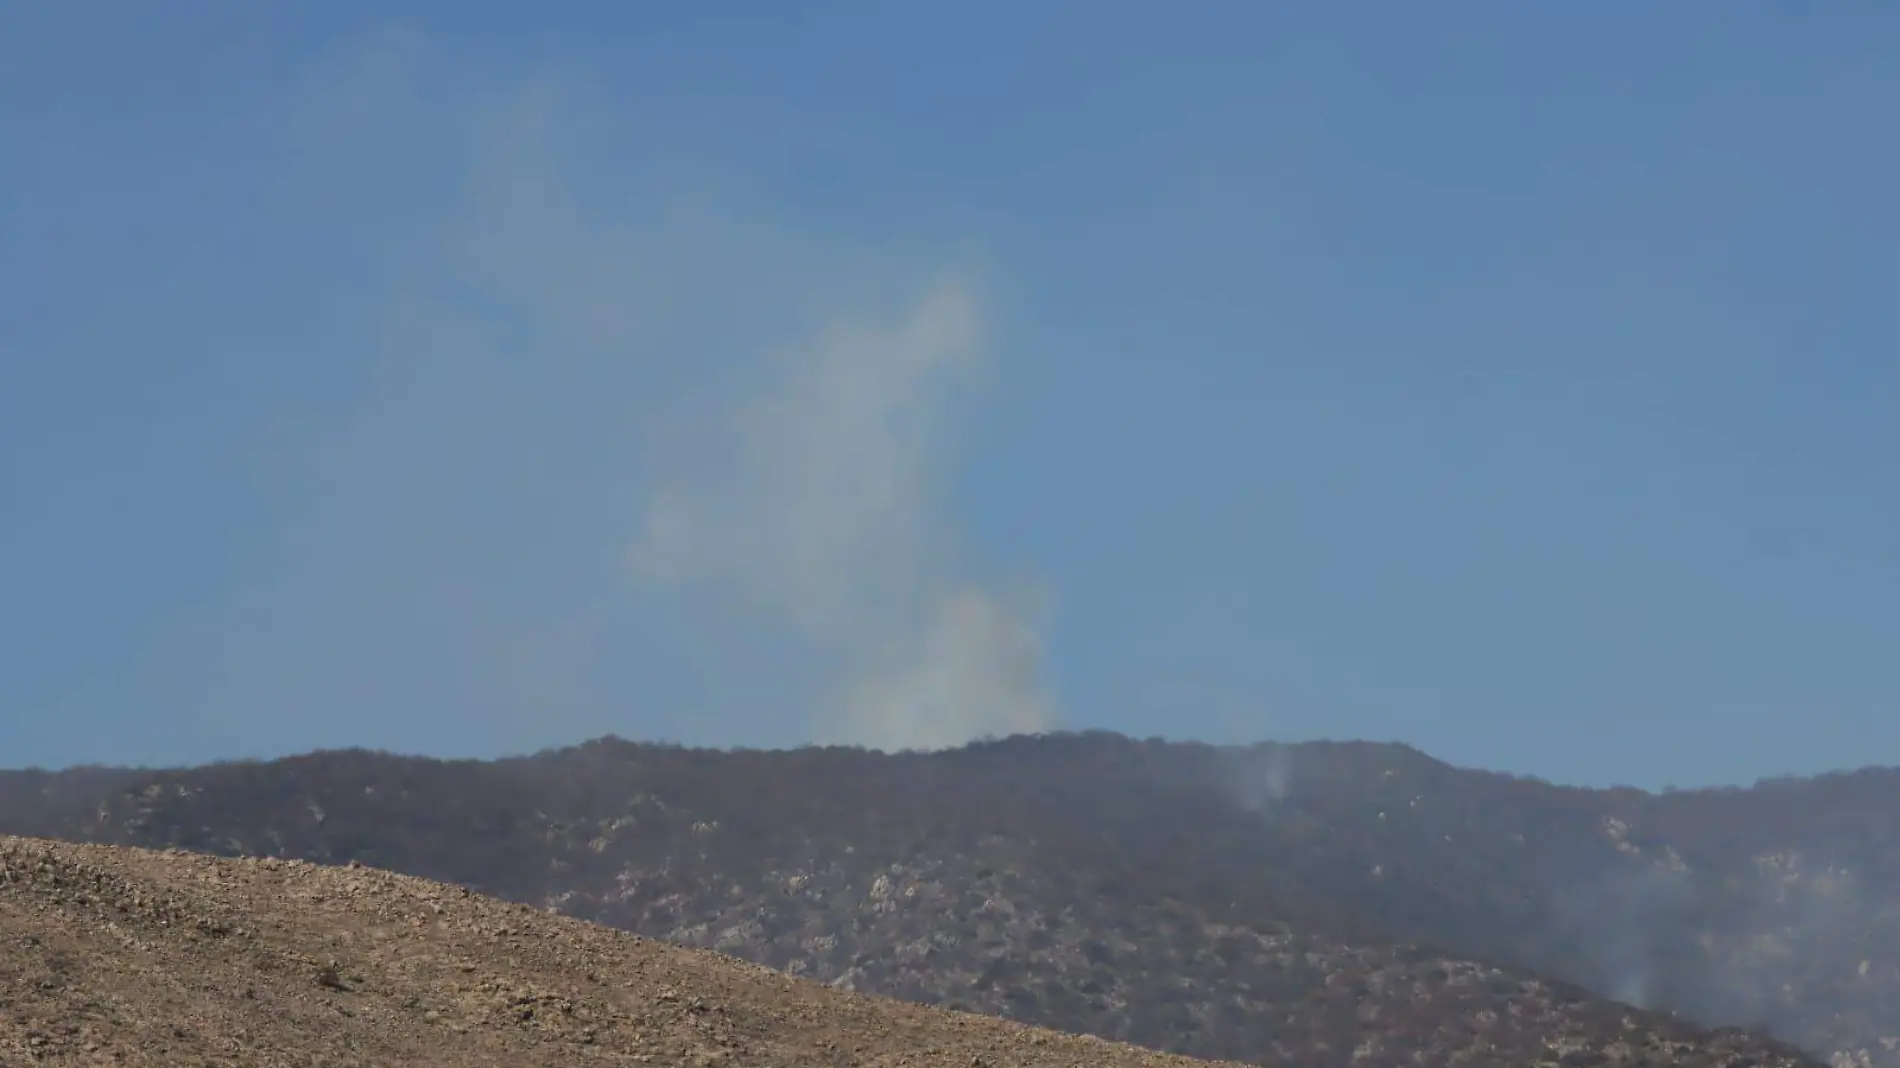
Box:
left=4, top=4, right=1897, bottom=788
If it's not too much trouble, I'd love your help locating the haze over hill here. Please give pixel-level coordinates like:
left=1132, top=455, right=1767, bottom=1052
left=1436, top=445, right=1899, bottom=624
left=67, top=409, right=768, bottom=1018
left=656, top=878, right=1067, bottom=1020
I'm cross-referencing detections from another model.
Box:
left=3, top=732, right=1889, bottom=1068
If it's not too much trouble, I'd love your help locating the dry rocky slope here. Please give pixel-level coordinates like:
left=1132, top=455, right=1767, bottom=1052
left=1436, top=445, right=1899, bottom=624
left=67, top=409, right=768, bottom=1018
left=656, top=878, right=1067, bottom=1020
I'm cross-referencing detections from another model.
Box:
left=0, top=836, right=1236, bottom=1067
left=0, top=732, right=1875, bottom=1068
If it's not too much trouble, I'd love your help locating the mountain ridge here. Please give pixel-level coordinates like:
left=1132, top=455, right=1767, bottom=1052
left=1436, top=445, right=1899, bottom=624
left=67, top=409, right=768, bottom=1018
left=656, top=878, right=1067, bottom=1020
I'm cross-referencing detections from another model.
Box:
left=2, top=731, right=1889, bottom=1067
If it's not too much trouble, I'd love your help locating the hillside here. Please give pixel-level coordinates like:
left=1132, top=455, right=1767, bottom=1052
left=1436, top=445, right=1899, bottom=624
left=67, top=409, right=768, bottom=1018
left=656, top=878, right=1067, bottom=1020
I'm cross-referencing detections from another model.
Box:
left=0, top=835, right=1239, bottom=1067
left=0, top=732, right=1876, bottom=1068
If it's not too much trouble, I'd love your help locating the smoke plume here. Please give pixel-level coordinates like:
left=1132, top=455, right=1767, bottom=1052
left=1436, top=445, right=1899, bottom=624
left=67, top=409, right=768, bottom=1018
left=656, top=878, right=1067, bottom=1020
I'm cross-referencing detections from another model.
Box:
left=630, top=277, right=1059, bottom=750
left=48, top=34, right=1061, bottom=765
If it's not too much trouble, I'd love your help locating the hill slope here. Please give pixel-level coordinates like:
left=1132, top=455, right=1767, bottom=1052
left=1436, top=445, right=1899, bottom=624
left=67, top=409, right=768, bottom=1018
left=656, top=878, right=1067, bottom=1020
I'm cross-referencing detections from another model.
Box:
left=0, top=836, right=1235, bottom=1067
left=0, top=733, right=1874, bottom=1068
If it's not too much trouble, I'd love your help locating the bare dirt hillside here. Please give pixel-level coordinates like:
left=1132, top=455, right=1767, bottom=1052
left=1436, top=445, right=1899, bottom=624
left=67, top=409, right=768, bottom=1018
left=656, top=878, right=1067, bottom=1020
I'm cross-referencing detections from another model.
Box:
left=0, top=837, right=1233, bottom=1068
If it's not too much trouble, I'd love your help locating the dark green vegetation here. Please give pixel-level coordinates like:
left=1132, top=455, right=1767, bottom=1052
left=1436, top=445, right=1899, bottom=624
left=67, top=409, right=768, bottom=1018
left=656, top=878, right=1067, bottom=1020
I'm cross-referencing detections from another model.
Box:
left=3, top=732, right=1888, bottom=1068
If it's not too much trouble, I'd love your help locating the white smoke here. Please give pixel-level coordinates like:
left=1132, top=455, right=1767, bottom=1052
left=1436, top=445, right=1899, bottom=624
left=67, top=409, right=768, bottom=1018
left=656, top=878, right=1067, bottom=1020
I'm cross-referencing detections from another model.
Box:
left=630, top=277, right=1059, bottom=750
left=1229, top=743, right=1297, bottom=813
left=67, top=34, right=1061, bottom=763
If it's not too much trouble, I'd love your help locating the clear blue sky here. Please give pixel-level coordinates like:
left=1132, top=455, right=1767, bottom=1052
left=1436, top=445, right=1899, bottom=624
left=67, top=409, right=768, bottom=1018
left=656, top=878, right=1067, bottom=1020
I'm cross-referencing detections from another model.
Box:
left=5, top=3, right=1897, bottom=788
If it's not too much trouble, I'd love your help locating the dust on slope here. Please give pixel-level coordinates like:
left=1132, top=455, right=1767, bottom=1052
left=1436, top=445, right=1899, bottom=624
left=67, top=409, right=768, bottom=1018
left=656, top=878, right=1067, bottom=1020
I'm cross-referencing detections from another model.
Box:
left=0, top=837, right=1232, bottom=1068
